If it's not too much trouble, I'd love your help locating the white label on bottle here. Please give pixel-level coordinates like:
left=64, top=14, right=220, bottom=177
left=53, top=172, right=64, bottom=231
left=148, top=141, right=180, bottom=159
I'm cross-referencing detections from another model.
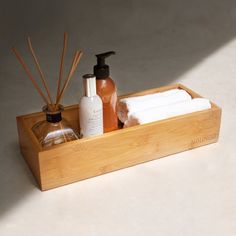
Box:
left=80, top=107, right=103, bottom=138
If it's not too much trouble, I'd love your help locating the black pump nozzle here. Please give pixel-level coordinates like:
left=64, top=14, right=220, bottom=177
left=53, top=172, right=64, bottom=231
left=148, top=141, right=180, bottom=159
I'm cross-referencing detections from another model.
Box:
left=96, top=51, right=115, bottom=66
left=94, top=51, right=115, bottom=79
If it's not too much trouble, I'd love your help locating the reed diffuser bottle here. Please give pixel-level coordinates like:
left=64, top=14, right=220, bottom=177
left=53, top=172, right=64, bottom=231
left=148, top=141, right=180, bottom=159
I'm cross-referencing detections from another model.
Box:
left=32, top=105, right=78, bottom=148
left=12, top=33, right=83, bottom=148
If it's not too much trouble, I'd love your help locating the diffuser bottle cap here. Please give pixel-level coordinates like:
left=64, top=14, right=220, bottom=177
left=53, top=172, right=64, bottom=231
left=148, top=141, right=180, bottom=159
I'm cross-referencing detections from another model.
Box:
left=83, top=74, right=97, bottom=97
left=43, top=105, right=64, bottom=123
left=93, top=51, right=115, bottom=79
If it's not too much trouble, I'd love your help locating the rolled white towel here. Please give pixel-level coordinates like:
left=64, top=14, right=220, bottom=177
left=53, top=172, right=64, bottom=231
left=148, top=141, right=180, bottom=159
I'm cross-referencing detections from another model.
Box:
left=117, top=89, right=192, bottom=123
left=124, top=98, right=211, bottom=128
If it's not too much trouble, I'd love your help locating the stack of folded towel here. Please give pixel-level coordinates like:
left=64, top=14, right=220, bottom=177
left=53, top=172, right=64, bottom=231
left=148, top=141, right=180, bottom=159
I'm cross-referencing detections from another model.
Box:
left=117, top=89, right=211, bottom=128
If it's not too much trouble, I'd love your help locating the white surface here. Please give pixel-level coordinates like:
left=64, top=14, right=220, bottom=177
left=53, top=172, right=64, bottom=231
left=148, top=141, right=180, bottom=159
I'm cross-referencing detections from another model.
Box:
left=1, top=39, right=236, bottom=236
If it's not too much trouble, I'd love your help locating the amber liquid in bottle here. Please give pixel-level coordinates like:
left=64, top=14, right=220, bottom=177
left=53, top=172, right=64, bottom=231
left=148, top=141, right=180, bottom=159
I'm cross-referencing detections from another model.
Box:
left=96, top=77, right=118, bottom=132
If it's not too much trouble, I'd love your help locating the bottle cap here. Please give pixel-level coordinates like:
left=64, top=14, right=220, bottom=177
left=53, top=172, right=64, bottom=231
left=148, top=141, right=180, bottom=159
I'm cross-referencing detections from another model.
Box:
left=93, top=51, right=115, bottom=79
left=83, top=74, right=97, bottom=97
left=43, top=105, right=64, bottom=123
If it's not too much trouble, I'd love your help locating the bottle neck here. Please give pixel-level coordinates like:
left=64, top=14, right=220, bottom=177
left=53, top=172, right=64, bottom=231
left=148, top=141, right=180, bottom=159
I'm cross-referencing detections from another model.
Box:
left=83, top=76, right=97, bottom=97
left=43, top=105, right=63, bottom=123
left=46, top=112, right=62, bottom=123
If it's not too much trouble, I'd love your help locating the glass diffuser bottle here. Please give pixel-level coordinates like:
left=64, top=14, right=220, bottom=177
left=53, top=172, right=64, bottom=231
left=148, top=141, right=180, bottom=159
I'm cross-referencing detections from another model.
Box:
left=12, top=33, right=83, bottom=148
left=32, top=105, right=79, bottom=148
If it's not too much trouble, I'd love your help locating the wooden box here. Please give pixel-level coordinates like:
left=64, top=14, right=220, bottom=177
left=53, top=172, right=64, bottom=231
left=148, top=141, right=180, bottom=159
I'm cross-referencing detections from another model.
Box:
left=16, top=84, right=221, bottom=191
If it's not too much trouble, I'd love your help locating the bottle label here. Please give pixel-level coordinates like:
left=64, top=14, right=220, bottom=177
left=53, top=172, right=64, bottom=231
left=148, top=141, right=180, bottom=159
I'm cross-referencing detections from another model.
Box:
left=80, top=107, right=103, bottom=137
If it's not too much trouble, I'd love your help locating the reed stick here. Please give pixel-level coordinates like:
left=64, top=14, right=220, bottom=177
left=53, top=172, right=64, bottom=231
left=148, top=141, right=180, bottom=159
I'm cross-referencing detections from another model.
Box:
left=55, top=51, right=78, bottom=106
left=59, top=122, right=67, bottom=142
left=12, top=47, right=50, bottom=106
left=55, top=51, right=83, bottom=107
left=13, top=34, right=83, bottom=113
left=56, top=33, right=68, bottom=102
left=74, top=51, right=83, bottom=71
left=27, top=37, right=53, bottom=105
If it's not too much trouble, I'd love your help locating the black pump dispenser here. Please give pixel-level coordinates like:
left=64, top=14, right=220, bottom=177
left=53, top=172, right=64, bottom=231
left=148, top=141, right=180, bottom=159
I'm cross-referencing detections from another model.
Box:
left=94, top=51, right=115, bottom=79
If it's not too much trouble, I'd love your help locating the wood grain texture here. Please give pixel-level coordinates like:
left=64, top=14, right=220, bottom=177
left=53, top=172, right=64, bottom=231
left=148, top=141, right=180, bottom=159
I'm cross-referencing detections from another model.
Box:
left=16, top=84, right=222, bottom=190
left=16, top=116, right=42, bottom=187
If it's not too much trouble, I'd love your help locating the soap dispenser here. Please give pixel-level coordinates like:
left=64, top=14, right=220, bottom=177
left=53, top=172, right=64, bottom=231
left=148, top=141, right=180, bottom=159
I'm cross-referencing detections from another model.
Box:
left=94, top=51, right=118, bottom=132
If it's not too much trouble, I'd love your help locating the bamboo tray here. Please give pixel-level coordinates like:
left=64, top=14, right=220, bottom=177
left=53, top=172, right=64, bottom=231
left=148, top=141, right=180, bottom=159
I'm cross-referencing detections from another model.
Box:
left=16, top=84, right=221, bottom=191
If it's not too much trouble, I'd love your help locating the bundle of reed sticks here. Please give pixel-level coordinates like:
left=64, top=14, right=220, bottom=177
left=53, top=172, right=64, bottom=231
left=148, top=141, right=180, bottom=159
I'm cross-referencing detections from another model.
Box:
left=12, top=33, right=83, bottom=111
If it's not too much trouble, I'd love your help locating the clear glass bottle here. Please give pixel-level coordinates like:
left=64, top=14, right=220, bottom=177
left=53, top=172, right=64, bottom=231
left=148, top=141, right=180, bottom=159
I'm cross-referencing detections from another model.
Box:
left=32, top=105, right=79, bottom=148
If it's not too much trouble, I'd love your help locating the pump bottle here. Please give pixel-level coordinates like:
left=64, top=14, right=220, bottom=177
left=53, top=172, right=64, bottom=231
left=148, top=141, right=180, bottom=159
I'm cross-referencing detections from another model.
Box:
left=79, top=74, right=103, bottom=138
left=94, top=51, right=118, bottom=132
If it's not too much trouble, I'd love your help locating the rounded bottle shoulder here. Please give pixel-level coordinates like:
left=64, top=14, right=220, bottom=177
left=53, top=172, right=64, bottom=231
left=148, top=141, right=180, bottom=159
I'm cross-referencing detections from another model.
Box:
left=96, top=77, right=117, bottom=95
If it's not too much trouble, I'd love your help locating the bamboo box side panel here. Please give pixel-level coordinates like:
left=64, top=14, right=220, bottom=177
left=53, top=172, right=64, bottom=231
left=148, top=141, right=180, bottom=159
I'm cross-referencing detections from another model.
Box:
left=16, top=116, right=42, bottom=186
left=39, top=107, right=221, bottom=190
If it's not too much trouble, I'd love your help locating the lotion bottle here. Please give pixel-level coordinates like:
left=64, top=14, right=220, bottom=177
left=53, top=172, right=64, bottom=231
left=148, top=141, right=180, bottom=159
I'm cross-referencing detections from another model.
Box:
left=94, top=51, right=118, bottom=132
left=79, top=74, right=103, bottom=138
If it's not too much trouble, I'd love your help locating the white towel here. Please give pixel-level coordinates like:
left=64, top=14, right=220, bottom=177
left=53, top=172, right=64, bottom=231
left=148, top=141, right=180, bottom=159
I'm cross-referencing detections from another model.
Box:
left=117, top=89, right=192, bottom=123
left=124, top=98, right=211, bottom=128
